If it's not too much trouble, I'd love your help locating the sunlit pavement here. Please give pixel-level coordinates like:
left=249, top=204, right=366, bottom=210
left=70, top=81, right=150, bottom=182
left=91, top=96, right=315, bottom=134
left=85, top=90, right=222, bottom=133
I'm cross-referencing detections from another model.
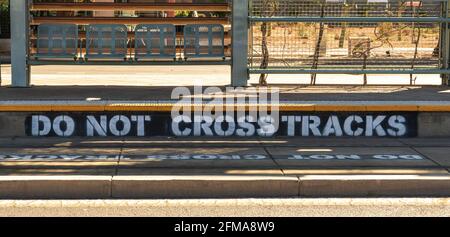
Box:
left=0, top=64, right=444, bottom=86
left=0, top=199, right=449, bottom=217
left=0, top=137, right=450, bottom=199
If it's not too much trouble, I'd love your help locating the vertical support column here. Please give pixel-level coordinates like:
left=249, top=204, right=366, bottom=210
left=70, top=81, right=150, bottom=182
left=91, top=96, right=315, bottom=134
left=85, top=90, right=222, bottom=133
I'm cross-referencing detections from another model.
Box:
left=231, top=0, right=249, bottom=87
left=442, top=0, right=450, bottom=86
left=442, top=0, right=450, bottom=85
left=11, top=0, right=30, bottom=87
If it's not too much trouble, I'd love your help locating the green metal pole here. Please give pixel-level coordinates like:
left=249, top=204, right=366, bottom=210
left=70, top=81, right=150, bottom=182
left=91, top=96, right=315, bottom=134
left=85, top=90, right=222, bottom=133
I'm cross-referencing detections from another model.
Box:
left=10, top=0, right=30, bottom=87
left=231, top=0, right=249, bottom=87
left=444, top=0, right=450, bottom=85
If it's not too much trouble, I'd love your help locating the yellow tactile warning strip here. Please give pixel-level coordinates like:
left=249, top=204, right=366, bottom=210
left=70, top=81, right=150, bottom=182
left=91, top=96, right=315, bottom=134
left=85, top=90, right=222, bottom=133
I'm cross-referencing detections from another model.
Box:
left=1, top=102, right=450, bottom=112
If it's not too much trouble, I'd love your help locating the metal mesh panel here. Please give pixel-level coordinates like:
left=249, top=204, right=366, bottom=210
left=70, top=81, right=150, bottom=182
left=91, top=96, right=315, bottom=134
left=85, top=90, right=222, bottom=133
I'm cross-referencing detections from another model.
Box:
left=85, top=24, right=128, bottom=60
left=184, top=24, right=225, bottom=59
left=250, top=21, right=440, bottom=69
left=36, top=23, right=78, bottom=59
left=134, top=24, right=176, bottom=60
left=249, top=0, right=443, bottom=71
left=250, top=0, right=443, bottom=18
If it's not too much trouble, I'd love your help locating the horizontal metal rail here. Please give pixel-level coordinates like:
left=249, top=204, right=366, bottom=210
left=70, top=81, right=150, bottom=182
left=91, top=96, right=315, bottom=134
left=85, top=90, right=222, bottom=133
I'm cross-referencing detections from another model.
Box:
left=29, top=32, right=231, bottom=40
left=28, top=59, right=231, bottom=66
left=249, top=68, right=450, bottom=75
left=30, top=44, right=232, bottom=53
left=31, top=17, right=229, bottom=26
left=31, top=3, right=230, bottom=12
left=249, top=16, right=450, bottom=23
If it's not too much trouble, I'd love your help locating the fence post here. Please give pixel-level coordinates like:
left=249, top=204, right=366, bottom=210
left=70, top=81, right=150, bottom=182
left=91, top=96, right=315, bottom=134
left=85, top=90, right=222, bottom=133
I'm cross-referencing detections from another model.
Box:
left=442, top=0, right=450, bottom=85
left=11, top=0, right=30, bottom=87
left=442, top=0, right=450, bottom=86
left=231, top=0, right=249, bottom=87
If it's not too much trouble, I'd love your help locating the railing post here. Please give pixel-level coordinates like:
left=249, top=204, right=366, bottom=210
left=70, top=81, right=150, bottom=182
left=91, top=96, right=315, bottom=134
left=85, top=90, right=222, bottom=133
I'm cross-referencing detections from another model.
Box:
left=231, top=0, right=249, bottom=87
left=11, top=0, right=30, bottom=87
left=442, top=0, right=450, bottom=86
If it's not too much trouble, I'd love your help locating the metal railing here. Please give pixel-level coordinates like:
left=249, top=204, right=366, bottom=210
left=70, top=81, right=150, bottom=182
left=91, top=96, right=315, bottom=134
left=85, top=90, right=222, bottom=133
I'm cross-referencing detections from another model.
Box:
left=32, top=23, right=226, bottom=62
left=248, top=0, right=450, bottom=85
left=184, top=24, right=226, bottom=60
left=9, top=0, right=450, bottom=87
left=27, top=0, right=231, bottom=63
left=134, top=24, right=177, bottom=61
left=36, top=23, right=78, bottom=60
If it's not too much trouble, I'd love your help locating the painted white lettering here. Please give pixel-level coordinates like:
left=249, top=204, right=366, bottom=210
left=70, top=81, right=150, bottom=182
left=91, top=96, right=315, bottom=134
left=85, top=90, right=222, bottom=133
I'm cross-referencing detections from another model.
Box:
left=31, top=115, right=51, bottom=136
left=192, top=155, right=218, bottom=160
left=214, top=115, right=235, bottom=136
left=193, top=115, right=213, bottom=136
left=335, top=155, right=361, bottom=160
left=387, top=115, right=407, bottom=137
left=366, top=116, right=387, bottom=137
left=131, top=115, right=151, bottom=137
left=243, top=155, right=267, bottom=160
left=283, top=116, right=301, bottom=136
left=399, top=155, right=423, bottom=160
left=86, top=116, right=107, bottom=136
left=308, top=116, right=322, bottom=137
left=257, top=115, right=277, bottom=137
left=323, top=116, right=343, bottom=136
left=52, top=115, right=75, bottom=137
left=373, top=155, right=398, bottom=160
left=171, top=115, right=192, bottom=136
left=343, top=115, right=364, bottom=136
left=236, top=115, right=256, bottom=137
left=109, top=115, right=131, bottom=136
left=309, top=155, right=335, bottom=160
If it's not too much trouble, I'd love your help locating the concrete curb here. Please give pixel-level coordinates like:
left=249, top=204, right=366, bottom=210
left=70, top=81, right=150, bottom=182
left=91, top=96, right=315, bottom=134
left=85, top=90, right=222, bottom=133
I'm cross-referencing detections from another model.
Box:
left=299, top=175, right=450, bottom=197
left=112, top=176, right=299, bottom=198
left=1, top=174, right=450, bottom=199
left=0, top=176, right=111, bottom=199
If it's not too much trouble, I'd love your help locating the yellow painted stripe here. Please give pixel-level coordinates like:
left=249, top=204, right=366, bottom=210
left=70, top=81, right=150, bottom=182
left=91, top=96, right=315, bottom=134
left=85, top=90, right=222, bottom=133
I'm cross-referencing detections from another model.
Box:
left=417, top=105, right=450, bottom=112
left=314, top=105, right=368, bottom=112
left=365, top=105, right=420, bottom=112
left=50, top=105, right=105, bottom=112
left=1, top=104, right=450, bottom=112
left=0, top=105, right=54, bottom=112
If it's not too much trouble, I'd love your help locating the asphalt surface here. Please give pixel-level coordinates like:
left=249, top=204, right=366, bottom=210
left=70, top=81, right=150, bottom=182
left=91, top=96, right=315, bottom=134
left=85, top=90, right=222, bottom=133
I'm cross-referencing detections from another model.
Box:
left=0, top=199, right=449, bottom=217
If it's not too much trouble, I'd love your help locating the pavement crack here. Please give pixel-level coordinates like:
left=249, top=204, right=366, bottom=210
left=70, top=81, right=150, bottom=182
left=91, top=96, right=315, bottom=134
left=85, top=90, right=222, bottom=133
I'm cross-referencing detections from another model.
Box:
left=116, top=140, right=124, bottom=177
left=111, top=139, right=125, bottom=198
left=401, top=140, right=448, bottom=173
left=259, top=138, right=285, bottom=175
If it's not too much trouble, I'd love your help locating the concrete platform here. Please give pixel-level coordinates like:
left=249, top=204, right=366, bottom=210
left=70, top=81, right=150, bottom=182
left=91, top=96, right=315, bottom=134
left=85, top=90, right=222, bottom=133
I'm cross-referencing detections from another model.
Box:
left=1, top=101, right=450, bottom=138
left=1, top=75, right=450, bottom=138
left=119, top=147, right=273, bottom=168
left=0, top=64, right=446, bottom=86
left=0, top=65, right=449, bottom=101
left=0, top=137, right=450, bottom=198
left=0, top=85, right=450, bottom=102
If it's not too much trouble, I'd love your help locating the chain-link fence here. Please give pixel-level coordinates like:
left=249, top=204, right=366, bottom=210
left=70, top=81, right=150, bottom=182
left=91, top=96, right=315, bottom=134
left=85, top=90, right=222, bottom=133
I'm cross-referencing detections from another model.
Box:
left=248, top=0, right=448, bottom=84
